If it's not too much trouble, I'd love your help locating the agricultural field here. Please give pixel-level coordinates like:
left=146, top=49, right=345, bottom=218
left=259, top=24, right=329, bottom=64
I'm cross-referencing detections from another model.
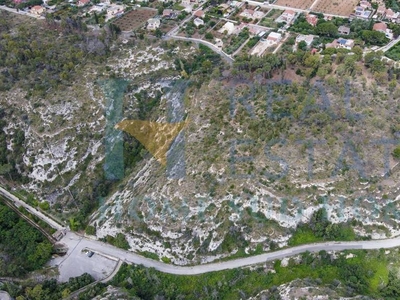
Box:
left=275, top=0, right=314, bottom=10
left=113, top=8, right=157, bottom=32
left=312, top=0, right=358, bottom=16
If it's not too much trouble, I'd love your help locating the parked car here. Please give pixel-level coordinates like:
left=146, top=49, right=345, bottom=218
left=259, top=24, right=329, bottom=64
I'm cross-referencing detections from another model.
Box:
left=87, top=251, right=94, bottom=257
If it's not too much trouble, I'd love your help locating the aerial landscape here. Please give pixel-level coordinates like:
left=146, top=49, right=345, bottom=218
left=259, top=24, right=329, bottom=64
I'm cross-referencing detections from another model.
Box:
left=2, top=0, right=400, bottom=298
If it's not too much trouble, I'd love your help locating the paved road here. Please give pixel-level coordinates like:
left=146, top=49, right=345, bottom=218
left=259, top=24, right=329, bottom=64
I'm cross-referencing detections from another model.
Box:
left=377, top=35, right=400, bottom=52
left=164, top=35, right=234, bottom=64
left=0, top=186, right=64, bottom=231
left=0, top=291, right=11, bottom=300
left=3, top=185, right=400, bottom=277
left=0, top=5, right=45, bottom=19
left=57, top=231, right=400, bottom=276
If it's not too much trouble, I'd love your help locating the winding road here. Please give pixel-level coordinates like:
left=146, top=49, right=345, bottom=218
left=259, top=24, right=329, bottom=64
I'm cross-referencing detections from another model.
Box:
left=164, top=34, right=234, bottom=64
left=2, top=185, right=400, bottom=278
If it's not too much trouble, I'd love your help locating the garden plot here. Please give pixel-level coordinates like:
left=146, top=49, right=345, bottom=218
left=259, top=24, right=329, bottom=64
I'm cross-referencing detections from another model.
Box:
left=275, top=0, right=314, bottom=10
left=312, top=0, right=358, bottom=16
left=113, top=8, right=157, bottom=32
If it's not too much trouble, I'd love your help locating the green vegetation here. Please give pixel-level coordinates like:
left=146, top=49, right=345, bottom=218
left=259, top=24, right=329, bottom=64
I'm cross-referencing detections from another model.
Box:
left=0, top=11, right=114, bottom=95
left=393, top=145, right=400, bottom=159
left=0, top=201, right=52, bottom=277
left=289, top=208, right=357, bottom=246
left=138, top=251, right=160, bottom=261
left=2, top=273, right=95, bottom=300
left=224, top=28, right=250, bottom=54
left=386, top=41, right=400, bottom=61
left=101, top=233, right=130, bottom=250
left=106, top=248, right=400, bottom=299
left=0, top=108, right=29, bottom=183
left=246, top=36, right=260, bottom=49
left=85, top=225, right=96, bottom=235
left=176, top=43, right=222, bottom=84
left=290, top=14, right=389, bottom=46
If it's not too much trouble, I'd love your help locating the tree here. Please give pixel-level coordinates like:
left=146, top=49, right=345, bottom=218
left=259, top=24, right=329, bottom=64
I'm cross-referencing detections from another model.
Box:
left=389, top=78, right=397, bottom=93
left=393, top=146, right=400, bottom=159
left=298, top=40, right=308, bottom=51
left=26, top=285, right=44, bottom=300
left=205, top=32, right=213, bottom=40
left=352, top=46, right=363, bottom=61
left=155, top=28, right=163, bottom=38
left=344, top=55, right=357, bottom=75
left=85, top=225, right=96, bottom=235
left=62, top=288, right=71, bottom=298
left=316, top=22, right=338, bottom=37
left=316, top=64, right=330, bottom=78
left=361, top=30, right=388, bottom=46
left=303, top=53, right=320, bottom=68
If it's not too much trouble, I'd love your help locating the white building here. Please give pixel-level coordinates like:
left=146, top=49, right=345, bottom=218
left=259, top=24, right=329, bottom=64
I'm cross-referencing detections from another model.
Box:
left=194, top=17, right=204, bottom=27
left=266, top=31, right=282, bottom=45
left=296, top=34, right=314, bottom=47
left=147, top=18, right=161, bottom=30
left=218, top=21, right=235, bottom=35
left=276, top=9, right=295, bottom=23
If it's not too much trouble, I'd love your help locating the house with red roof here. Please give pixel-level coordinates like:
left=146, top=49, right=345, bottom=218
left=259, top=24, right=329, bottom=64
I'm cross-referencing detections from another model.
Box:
left=306, top=14, right=318, bottom=26
left=373, top=22, right=387, bottom=32
left=30, top=5, right=45, bottom=15
left=275, top=9, right=296, bottom=24
left=77, top=0, right=90, bottom=6
left=376, top=5, right=386, bottom=17
left=193, top=10, right=205, bottom=18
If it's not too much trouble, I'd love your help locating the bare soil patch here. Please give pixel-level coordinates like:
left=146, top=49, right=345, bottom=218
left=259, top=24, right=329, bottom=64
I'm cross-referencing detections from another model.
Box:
left=275, top=0, right=314, bottom=10
left=312, top=0, right=358, bottom=16
left=113, top=8, right=157, bottom=32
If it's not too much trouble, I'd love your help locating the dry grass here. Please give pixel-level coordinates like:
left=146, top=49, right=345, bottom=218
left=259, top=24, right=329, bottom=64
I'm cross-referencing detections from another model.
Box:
left=275, top=0, right=315, bottom=10
left=312, top=0, right=358, bottom=16
left=113, top=8, right=157, bottom=32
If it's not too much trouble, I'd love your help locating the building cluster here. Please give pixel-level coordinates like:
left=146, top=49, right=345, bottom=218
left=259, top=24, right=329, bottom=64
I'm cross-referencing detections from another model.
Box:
left=16, top=0, right=400, bottom=59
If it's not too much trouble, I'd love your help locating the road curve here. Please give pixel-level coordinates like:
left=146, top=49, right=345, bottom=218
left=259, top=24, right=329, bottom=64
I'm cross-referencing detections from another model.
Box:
left=59, top=230, right=400, bottom=276
left=2, top=185, right=400, bottom=276
left=164, top=35, right=234, bottom=65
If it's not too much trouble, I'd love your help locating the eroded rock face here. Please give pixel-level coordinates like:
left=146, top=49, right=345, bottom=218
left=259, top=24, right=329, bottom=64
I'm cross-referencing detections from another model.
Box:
left=92, top=75, right=400, bottom=264
left=0, top=39, right=194, bottom=212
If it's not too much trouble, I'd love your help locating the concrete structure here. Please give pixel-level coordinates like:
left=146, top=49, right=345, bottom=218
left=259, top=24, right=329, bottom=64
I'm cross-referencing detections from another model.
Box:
left=147, top=18, right=161, bottom=30
left=373, top=22, right=393, bottom=39
left=385, top=8, right=397, bottom=21
left=277, top=9, right=295, bottom=23
left=359, top=0, right=371, bottom=9
left=240, top=8, right=264, bottom=19
left=253, top=11, right=264, bottom=19
left=106, top=5, right=124, bottom=20
left=163, top=9, right=175, bottom=18
left=266, top=31, right=282, bottom=44
left=338, top=25, right=350, bottom=35
left=77, top=0, right=90, bottom=6
left=326, top=38, right=354, bottom=50
left=376, top=5, right=386, bottom=17
left=354, top=6, right=372, bottom=19
left=194, top=17, right=204, bottom=27
left=218, top=21, right=235, bottom=35
left=0, top=291, right=11, bottom=300
left=296, top=34, right=314, bottom=47
left=240, top=9, right=254, bottom=19
left=53, top=229, right=67, bottom=241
